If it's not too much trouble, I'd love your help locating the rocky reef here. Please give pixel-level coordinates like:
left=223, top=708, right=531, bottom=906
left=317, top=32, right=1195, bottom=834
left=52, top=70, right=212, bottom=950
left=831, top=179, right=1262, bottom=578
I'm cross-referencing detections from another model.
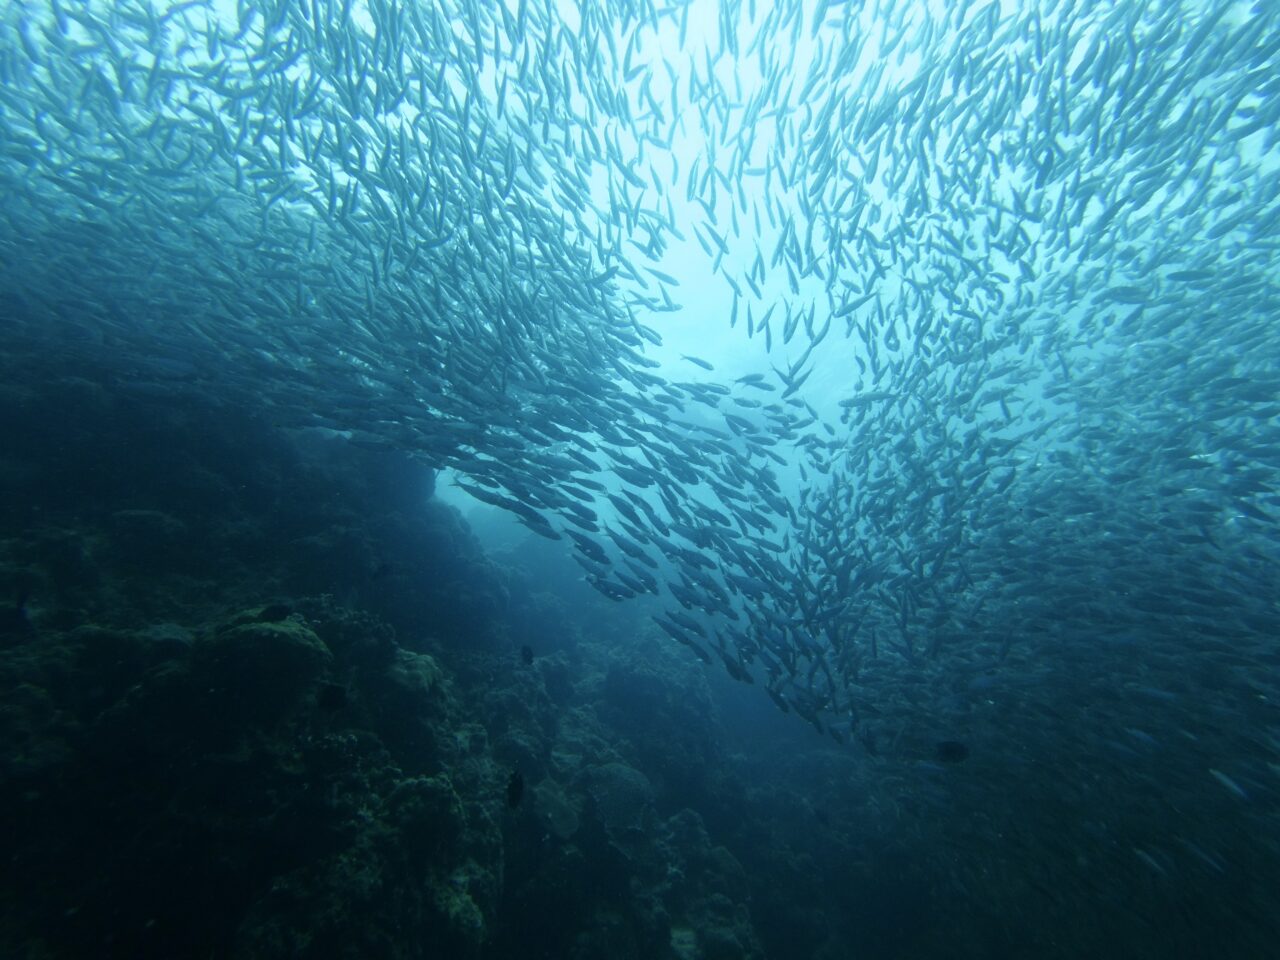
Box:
left=0, top=381, right=770, bottom=960
left=5, top=374, right=1183, bottom=960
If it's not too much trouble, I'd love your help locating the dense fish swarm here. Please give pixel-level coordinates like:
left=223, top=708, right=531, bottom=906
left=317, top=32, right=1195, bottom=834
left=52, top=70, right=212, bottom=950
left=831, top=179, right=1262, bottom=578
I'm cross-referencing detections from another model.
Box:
left=2, top=0, right=1279, bottom=930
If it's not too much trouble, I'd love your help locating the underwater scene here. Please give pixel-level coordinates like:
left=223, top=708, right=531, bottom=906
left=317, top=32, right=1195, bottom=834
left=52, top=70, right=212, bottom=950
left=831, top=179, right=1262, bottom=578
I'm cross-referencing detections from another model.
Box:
left=1, top=0, right=1278, bottom=957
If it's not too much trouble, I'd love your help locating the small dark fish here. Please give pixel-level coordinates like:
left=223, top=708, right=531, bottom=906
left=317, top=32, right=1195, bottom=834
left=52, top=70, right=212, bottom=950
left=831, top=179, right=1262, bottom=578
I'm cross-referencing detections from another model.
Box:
left=506, top=770, right=525, bottom=809
left=587, top=265, right=619, bottom=286
left=520, top=644, right=534, bottom=665
left=682, top=354, right=714, bottom=371
left=935, top=740, right=970, bottom=763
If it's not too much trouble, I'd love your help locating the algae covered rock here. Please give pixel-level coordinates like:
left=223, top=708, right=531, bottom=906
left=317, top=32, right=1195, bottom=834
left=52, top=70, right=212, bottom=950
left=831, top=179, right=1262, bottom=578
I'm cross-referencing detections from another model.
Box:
left=137, top=621, right=197, bottom=659
left=385, top=646, right=443, bottom=702
left=193, top=613, right=332, bottom=725
left=533, top=776, right=581, bottom=840
left=670, top=924, right=700, bottom=960
left=582, top=761, right=655, bottom=840
left=427, top=860, right=491, bottom=954
left=0, top=680, right=74, bottom=783
left=385, top=774, right=465, bottom=860
left=361, top=647, right=449, bottom=763
left=381, top=774, right=500, bottom=957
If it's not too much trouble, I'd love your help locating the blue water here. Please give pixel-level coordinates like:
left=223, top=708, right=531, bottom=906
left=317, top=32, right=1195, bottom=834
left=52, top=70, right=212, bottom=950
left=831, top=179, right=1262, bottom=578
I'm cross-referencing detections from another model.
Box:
left=0, top=0, right=1277, bottom=957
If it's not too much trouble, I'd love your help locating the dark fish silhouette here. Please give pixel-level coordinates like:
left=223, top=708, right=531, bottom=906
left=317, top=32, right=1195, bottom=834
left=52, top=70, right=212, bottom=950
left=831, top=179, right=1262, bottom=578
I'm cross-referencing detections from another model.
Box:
left=520, top=645, right=534, bottom=666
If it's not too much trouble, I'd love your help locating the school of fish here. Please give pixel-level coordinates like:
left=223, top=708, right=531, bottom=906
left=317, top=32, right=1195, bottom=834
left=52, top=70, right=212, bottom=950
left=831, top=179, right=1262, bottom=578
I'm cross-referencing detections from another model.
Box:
left=1, top=0, right=1278, bottom=918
